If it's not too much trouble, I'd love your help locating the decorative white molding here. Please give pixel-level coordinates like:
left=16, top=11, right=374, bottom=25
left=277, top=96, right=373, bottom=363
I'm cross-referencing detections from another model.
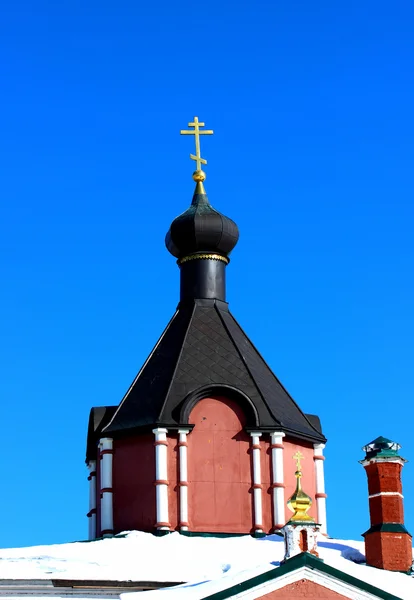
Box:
left=369, top=491, right=404, bottom=499
left=361, top=456, right=406, bottom=467
left=313, top=442, right=327, bottom=534
left=153, top=428, right=170, bottom=530
left=178, top=429, right=190, bottom=531
left=99, top=438, right=114, bottom=537
left=87, top=460, right=97, bottom=540
left=250, top=432, right=263, bottom=533
left=270, top=431, right=285, bottom=529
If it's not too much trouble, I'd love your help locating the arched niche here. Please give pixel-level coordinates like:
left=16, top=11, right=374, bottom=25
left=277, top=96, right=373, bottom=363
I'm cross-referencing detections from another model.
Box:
left=179, top=384, right=259, bottom=428
left=186, top=394, right=254, bottom=533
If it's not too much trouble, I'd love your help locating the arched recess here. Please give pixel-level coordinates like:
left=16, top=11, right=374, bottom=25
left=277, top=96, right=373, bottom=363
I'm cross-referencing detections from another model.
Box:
left=180, top=384, right=259, bottom=427
left=186, top=395, right=253, bottom=533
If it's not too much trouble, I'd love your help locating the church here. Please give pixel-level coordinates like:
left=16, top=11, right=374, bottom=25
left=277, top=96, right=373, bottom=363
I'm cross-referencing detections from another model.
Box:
left=0, top=118, right=412, bottom=600
left=85, top=117, right=327, bottom=540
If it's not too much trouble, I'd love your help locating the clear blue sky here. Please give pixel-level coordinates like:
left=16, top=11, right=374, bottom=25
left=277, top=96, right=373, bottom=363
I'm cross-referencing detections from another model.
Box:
left=1, top=0, right=413, bottom=549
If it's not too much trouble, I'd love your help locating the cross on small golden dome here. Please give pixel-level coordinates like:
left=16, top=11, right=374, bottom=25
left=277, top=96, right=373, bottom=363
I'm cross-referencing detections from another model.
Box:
left=180, top=116, right=214, bottom=182
left=293, top=450, right=304, bottom=471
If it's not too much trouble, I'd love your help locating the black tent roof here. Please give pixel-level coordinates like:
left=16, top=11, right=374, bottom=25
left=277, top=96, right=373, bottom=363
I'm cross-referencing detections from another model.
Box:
left=101, top=298, right=325, bottom=444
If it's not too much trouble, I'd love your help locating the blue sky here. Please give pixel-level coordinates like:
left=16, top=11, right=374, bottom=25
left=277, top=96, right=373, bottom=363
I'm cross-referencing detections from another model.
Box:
left=1, top=0, right=413, bottom=548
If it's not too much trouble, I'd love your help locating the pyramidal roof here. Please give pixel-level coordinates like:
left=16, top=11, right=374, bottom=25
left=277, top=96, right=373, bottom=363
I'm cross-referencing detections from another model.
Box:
left=100, top=298, right=325, bottom=443
left=88, top=118, right=326, bottom=453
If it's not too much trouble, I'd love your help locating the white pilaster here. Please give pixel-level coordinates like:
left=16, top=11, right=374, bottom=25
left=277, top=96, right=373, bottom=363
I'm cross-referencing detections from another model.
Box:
left=99, top=437, right=114, bottom=537
left=87, top=460, right=97, bottom=540
left=153, top=428, right=170, bottom=530
left=178, top=429, right=190, bottom=531
left=250, top=432, right=263, bottom=533
left=314, top=443, right=327, bottom=534
left=270, top=431, right=286, bottom=529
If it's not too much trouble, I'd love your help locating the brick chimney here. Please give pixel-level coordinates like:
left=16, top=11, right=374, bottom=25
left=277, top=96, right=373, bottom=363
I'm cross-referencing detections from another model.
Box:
left=361, top=436, right=412, bottom=572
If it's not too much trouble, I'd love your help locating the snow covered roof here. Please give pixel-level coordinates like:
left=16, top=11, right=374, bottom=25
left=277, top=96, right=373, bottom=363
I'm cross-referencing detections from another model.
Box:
left=0, top=532, right=413, bottom=600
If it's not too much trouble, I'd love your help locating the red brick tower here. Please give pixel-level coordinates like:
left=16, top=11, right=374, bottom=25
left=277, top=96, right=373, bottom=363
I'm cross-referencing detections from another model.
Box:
left=361, top=436, right=412, bottom=572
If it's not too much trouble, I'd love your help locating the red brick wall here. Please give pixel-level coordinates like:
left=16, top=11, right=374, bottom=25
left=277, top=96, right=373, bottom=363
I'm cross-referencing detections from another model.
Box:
left=369, top=495, right=404, bottom=525
left=258, top=579, right=348, bottom=599
left=365, top=531, right=412, bottom=572
left=365, top=462, right=402, bottom=495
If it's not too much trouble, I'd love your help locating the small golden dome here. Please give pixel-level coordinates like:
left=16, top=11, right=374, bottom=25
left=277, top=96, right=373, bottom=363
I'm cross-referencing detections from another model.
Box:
left=287, top=453, right=315, bottom=523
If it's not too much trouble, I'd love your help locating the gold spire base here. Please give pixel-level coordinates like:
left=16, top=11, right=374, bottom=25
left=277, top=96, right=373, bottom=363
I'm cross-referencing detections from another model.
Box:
left=193, top=180, right=206, bottom=195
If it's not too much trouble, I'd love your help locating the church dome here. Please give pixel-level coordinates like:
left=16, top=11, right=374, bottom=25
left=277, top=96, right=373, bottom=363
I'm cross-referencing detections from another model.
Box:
left=165, top=180, right=239, bottom=260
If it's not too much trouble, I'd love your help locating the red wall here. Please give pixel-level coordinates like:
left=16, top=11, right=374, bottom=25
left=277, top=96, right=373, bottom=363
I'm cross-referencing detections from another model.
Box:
left=167, top=433, right=179, bottom=530
left=260, top=580, right=348, bottom=599
left=95, top=398, right=321, bottom=535
left=283, top=439, right=317, bottom=523
left=188, top=396, right=253, bottom=533
left=112, top=434, right=157, bottom=533
left=111, top=434, right=180, bottom=533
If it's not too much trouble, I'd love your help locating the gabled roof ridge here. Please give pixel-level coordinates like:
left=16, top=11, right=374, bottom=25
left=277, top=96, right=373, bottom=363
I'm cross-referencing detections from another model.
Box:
left=157, top=302, right=198, bottom=423
left=220, top=307, right=324, bottom=439
left=103, top=309, right=180, bottom=434
left=201, top=552, right=403, bottom=600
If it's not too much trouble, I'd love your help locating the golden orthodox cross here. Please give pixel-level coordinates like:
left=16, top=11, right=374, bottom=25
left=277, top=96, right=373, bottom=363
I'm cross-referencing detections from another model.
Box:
left=293, top=450, right=304, bottom=471
left=180, top=116, right=214, bottom=171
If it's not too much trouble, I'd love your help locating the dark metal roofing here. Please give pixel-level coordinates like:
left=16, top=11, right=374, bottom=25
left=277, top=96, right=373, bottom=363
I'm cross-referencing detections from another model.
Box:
left=102, top=298, right=325, bottom=443
left=86, top=405, right=117, bottom=462
left=165, top=183, right=239, bottom=259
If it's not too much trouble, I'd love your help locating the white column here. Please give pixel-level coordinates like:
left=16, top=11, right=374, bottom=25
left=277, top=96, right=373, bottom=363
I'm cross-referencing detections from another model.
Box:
left=99, top=437, right=114, bottom=537
left=87, top=460, right=97, bottom=540
left=270, top=431, right=286, bottom=530
left=314, top=443, right=327, bottom=534
left=250, top=432, right=263, bottom=533
left=178, top=429, right=190, bottom=531
left=153, top=428, right=170, bottom=530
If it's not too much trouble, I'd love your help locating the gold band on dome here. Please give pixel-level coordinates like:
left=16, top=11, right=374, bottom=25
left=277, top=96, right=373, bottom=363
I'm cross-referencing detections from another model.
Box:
left=178, top=253, right=229, bottom=265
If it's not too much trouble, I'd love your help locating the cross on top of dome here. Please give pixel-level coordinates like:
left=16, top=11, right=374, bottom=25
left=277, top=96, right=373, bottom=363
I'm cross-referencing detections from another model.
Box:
left=180, top=116, right=214, bottom=182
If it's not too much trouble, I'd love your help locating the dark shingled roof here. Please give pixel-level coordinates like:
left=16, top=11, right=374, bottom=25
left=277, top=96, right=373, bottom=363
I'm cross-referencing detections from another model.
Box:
left=102, top=298, right=325, bottom=443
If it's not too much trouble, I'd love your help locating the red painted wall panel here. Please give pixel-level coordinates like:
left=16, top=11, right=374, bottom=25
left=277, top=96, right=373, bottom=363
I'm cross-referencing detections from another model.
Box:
left=188, top=396, right=253, bottom=533
left=167, top=433, right=179, bottom=530
left=260, top=437, right=273, bottom=533
left=112, top=435, right=156, bottom=533
left=283, top=439, right=317, bottom=523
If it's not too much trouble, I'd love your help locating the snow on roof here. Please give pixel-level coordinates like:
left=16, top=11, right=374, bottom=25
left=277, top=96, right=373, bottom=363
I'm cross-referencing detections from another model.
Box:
left=0, top=532, right=413, bottom=599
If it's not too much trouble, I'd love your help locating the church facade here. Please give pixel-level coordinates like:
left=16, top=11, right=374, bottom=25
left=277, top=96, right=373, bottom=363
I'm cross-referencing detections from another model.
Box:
left=85, top=117, right=328, bottom=539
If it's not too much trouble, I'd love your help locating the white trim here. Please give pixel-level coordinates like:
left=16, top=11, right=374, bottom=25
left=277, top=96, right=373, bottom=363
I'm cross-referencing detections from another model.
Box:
left=178, top=428, right=190, bottom=531
left=270, top=431, right=285, bottom=528
left=361, top=457, right=406, bottom=467
left=99, top=438, right=113, bottom=537
left=153, top=428, right=170, bottom=530
left=250, top=432, right=263, bottom=532
left=229, top=566, right=382, bottom=600
left=87, top=460, right=97, bottom=540
left=369, top=491, right=404, bottom=498
left=313, top=442, right=327, bottom=534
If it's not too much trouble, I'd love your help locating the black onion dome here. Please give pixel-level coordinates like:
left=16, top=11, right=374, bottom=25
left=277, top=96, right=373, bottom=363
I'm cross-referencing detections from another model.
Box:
left=165, top=182, right=239, bottom=259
